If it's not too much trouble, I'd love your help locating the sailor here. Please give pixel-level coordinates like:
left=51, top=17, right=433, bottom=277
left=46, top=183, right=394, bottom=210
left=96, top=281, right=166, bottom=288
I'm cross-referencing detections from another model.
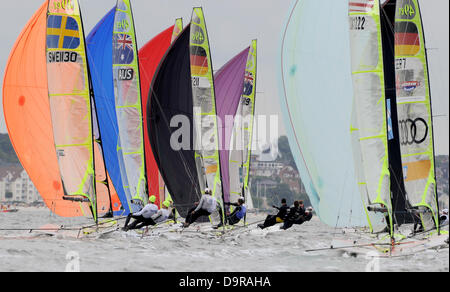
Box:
left=122, top=195, right=159, bottom=231
left=183, top=188, right=218, bottom=228
left=144, top=200, right=172, bottom=227
left=279, top=200, right=305, bottom=230
left=281, top=206, right=313, bottom=230
left=258, top=198, right=289, bottom=229
left=440, top=209, right=449, bottom=226
left=166, top=199, right=177, bottom=221
left=215, top=197, right=247, bottom=228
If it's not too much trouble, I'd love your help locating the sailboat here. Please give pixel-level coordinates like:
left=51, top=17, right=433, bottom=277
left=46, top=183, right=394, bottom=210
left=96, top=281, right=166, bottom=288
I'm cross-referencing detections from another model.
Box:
left=46, top=0, right=120, bottom=222
left=3, top=1, right=84, bottom=218
left=87, top=1, right=182, bottom=215
left=226, top=40, right=258, bottom=212
left=111, top=0, right=149, bottom=213
left=280, top=0, right=448, bottom=256
left=190, top=8, right=224, bottom=224
left=3, top=1, right=122, bottom=222
left=148, top=8, right=223, bottom=223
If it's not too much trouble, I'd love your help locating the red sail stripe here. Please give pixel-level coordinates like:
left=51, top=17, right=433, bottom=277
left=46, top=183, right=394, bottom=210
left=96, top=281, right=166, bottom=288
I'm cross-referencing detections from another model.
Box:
left=190, top=55, right=208, bottom=68
left=395, top=32, right=420, bottom=46
left=349, top=1, right=374, bottom=12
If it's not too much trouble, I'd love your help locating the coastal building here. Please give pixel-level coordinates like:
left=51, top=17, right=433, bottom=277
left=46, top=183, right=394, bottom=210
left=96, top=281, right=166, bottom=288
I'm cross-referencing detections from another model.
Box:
left=0, top=166, right=42, bottom=203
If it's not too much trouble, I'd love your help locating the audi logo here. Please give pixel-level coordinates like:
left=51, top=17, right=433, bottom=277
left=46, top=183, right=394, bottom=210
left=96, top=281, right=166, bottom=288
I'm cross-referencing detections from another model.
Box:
left=399, top=118, right=428, bottom=146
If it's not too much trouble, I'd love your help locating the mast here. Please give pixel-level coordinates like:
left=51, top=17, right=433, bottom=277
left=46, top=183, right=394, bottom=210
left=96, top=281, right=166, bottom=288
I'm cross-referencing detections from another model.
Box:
left=379, top=0, right=414, bottom=226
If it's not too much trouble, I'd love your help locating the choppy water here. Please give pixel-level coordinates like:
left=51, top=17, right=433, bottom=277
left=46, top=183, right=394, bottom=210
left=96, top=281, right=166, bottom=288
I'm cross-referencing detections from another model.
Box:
left=0, top=208, right=448, bottom=272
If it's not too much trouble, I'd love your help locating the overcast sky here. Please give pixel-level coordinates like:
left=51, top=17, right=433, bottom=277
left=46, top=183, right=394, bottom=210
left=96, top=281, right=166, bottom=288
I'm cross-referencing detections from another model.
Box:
left=0, top=0, right=448, bottom=154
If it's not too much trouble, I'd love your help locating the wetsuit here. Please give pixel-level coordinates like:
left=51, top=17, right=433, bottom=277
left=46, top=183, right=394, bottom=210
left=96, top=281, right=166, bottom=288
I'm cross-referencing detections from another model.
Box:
left=123, top=203, right=159, bottom=230
left=258, top=204, right=289, bottom=229
left=217, top=203, right=247, bottom=227
left=280, top=206, right=305, bottom=230
left=185, top=195, right=217, bottom=224
left=145, top=209, right=171, bottom=226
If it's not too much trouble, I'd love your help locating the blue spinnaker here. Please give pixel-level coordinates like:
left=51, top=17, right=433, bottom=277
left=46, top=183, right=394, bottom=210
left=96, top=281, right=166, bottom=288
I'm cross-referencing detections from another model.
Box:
left=87, top=7, right=131, bottom=215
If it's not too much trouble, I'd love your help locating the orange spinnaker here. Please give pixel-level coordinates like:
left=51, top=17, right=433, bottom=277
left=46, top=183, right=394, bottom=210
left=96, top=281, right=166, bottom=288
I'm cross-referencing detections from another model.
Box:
left=2, top=2, right=87, bottom=217
left=139, top=25, right=174, bottom=208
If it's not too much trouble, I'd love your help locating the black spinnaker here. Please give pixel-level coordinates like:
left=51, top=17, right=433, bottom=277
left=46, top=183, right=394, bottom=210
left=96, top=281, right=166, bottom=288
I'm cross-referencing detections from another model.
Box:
left=148, top=24, right=201, bottom=218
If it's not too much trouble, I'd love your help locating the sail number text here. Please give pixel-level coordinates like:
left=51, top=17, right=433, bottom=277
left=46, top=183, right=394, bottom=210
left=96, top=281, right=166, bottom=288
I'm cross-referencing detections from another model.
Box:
left=48, top=51, right=78, bottom=63
left=192, top=77, right=200, bottom=87
left=350, top=16, right=366, bottom=30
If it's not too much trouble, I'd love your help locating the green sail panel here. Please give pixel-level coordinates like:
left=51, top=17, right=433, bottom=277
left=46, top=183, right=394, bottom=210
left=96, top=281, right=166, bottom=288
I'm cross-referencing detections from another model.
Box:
left=46, top=0, right=97, bottom=220
left=113, top=0, right=148, bottom=209
left=190, top=8, right=223, bottom=205
left=394, top=0, right=439, bottom=230
left=229, top=40, right=257, bottom=207
left=348, top=0, right=393, bottom=231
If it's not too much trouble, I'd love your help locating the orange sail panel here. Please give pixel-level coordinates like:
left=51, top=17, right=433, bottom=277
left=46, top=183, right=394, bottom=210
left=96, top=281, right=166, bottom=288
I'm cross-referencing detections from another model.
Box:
left=2, top=2, right=87, bottom=217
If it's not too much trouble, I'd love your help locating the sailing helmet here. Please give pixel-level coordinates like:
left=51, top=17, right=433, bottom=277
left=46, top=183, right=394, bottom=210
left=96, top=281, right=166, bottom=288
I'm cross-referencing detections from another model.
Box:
left=162, top=201, right=171, bottom=208
left=205, top=188, right=212, bottom=195
left=238, top=197, right=245, bottom=204
left=149, top=195, right=156, bottom=203
left=306, top=206, right=313, bottom=212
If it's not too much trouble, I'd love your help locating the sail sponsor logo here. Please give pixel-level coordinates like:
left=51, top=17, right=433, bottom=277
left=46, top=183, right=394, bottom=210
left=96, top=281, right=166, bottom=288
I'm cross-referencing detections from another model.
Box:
left=400, top=81, right=420, bottom=93
left=399, top=4, right=415, bottom=17
left=191, top=30, right=205, bottom=45
left=398, top=0, right=416, bottom=19
left=118, top=68, right=134, bottom=81
left=399, top=118, right=428, bottom=146
left=113, top=34, right=134, bottom=64
left=115, top=19, right=130, bottom=32
left=47, top=15, right=80, bottom=49
left=402, top=160, right=431, bottom=182
left=47, top=51, right=79, bottom=63
left=53, top=0, right=74, bottom=11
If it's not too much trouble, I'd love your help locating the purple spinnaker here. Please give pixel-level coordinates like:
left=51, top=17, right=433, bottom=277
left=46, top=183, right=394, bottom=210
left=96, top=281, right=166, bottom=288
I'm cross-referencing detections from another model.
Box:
left=215, top=47, right=250, bottom=204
